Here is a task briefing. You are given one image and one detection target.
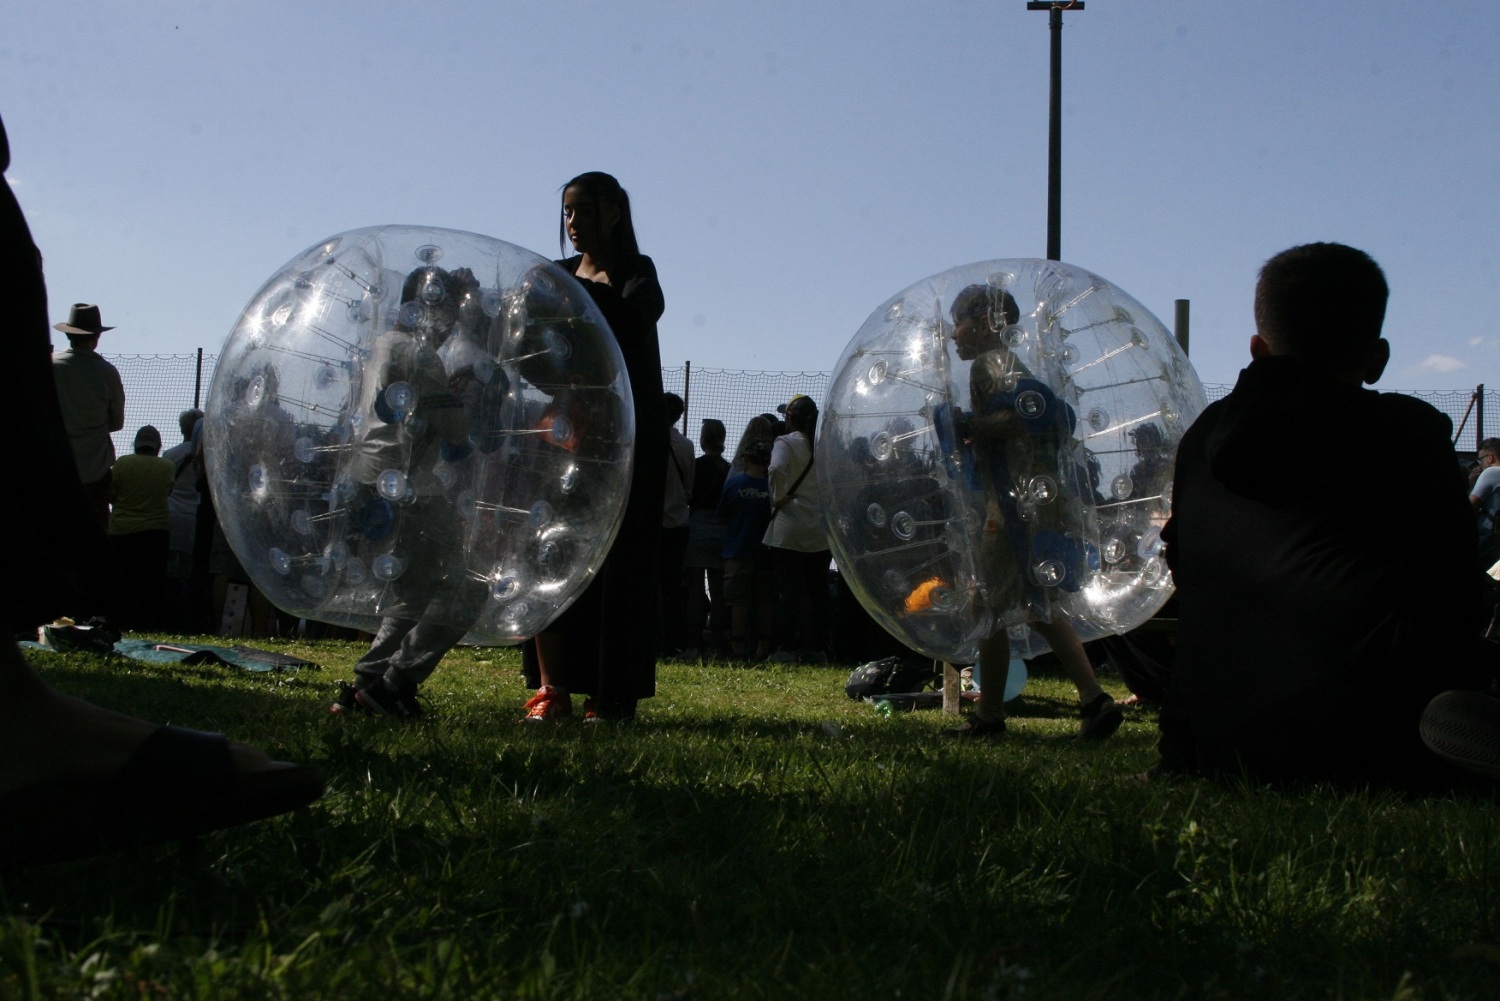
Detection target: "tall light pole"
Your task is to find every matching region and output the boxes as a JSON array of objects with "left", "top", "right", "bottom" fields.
[{"left": 1026, "top": 1, "right": 1084, "bottom": 261}]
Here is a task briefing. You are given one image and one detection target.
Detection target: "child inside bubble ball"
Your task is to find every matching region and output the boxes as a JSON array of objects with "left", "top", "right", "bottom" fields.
[
  {"left": 330, "top": 264, "right": 492, "bottom": 719},
  {"left": 944, "top": 283, "right": 1122, "bottom": 740}
]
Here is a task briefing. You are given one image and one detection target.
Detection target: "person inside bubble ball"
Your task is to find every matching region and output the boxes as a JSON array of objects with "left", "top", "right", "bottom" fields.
[
  {"left": 944, "top": 283, "right": 1123, "bottom": 740},
  {"left": 330, "top": 263, "right": 493, "bottom": 719},
  {"left": 520, "top": 171, "right": 666, "bottom": 723}
]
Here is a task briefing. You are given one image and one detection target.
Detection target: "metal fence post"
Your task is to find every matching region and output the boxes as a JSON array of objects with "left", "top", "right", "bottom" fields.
[
  {"left": 193, "top": 347, "right": 204, "bottom": 409},
  {"left": 1478, "top": 383, "right": 1485, "bottom": 450}
]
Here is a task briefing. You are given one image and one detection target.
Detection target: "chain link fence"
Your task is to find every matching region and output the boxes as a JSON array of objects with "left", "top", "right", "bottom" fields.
[{"left": 103, "top": 352, "right": 1495, "bottom": 459}]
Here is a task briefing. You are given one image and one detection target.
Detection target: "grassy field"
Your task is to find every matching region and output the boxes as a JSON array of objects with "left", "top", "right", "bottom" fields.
[{"left": 2, "top": 639, "right": 1498, "bottom": 1000}]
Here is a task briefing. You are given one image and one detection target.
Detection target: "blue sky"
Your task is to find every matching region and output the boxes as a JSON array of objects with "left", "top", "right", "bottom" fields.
[{"left": 5, "top": 1, "right": 1497, "bottom": 392}]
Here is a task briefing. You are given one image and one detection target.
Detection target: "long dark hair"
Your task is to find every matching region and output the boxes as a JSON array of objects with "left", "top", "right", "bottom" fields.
[{"left": 559, "top": 171, "right": 641, "bottom": 263}]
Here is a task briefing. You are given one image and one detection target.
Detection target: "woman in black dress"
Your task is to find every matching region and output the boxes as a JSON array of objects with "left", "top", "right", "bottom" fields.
[{"left": 521, "top": 172, "right": 666, "bottom": 721}]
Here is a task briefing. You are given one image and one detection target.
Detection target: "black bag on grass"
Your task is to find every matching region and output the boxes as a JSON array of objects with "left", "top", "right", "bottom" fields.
[{"left": 844, "top": 656, "right": 937, "bottom": 699}]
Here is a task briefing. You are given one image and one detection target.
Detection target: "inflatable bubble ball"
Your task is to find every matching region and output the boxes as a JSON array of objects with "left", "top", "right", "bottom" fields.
[
  {"left": 204, "top": 225, "right": 634, "bottom": 643},
  {"left": 818, "top": 259, "right": 1206, "bottom": 665}
]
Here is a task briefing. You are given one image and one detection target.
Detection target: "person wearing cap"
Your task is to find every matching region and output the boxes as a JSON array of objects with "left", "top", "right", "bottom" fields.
[
  {"left": 52, "top": 303, "right": 125, "bottom": 529},
  {"left": 762, "top": 394, "right": 832, "bottom": 663},
  {"left": 106, "top": 425, "right": 175, "bottom": 631}
]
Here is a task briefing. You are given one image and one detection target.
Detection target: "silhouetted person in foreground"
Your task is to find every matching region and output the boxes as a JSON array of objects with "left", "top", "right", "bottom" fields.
[
  {"left": 1157, "top": 242, "right": 1500, "bottom": 789},
  {"left": 0, "top": 110, "right": 322, "bottom": 867}
]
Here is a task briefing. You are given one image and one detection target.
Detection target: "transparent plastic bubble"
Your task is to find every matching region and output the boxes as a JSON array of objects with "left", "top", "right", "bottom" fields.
[
  {"left": 1015, "top": 390, "right": 1046, "bottom": 419},
  {"left": 1032, "top": 560, "right": 1066, "bottom": 587},
  {"left": 373, "top": 553, "right": 405, "bottom": 581},
  {"left": 457, "top": 489, "right": 478, "bottom": 518},
  {"left": 205, "top": 225, "right": 636, "bottom": 644},
  {"left": 1029, "top": 475, "right": 1057, "bottom": 504},
  {"left": 376, "top": 469, "right": 408, "bottom": 501},
  {"left": 1141, "top": 557, "right": 1166, "bottom": 586},
  {"left": 1138, "top": 525, "right": 1164, "bottom": 558},
  {"left": 384, "top": 382, "right": 414, "bottom": 414},
  {"left": 545, "top": 328, "right": 572, "bottom": 361},
  {"left": 928, "top": 585, "right": 958, "bottom": 612},
  {"left": 819, "top": 258, "right": 1205, "bottom": 663}
]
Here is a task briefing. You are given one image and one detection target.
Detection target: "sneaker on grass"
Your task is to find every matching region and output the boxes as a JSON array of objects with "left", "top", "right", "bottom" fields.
[
  {"left": 354, "top": 683, "right": 425, "bottom": 721},
  {"left": 1078, "top": 692, "right": 1123, "bottom": 740},
  {"left": 329, "top": 680, "right": 360, "bottom": 716},
  {"left": 1421, "top": 689, "right": 1500, "bottom": 778},
  {"left": 330, "top": 680, "right": 425, "bottom": 721}
]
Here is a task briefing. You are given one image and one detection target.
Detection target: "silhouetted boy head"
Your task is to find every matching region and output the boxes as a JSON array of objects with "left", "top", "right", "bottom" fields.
[{"left": 1251, "top": 242, "right": 1390, "bottom": 385}]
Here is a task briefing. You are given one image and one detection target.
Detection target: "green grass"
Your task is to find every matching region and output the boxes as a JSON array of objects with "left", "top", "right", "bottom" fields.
[{"left": 3, "top": 640, "right": 1499, "bottom": 1000}]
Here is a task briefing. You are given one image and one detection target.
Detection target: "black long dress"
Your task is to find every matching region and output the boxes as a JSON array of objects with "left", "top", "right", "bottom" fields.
[{"left": 521, "top": 254, "right": 666, "bottom": 705}]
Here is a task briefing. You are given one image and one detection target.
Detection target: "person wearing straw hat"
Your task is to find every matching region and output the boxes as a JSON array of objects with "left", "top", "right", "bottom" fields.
[{"left": 52, "top": 303, "right": 125, "bottom": 529}]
